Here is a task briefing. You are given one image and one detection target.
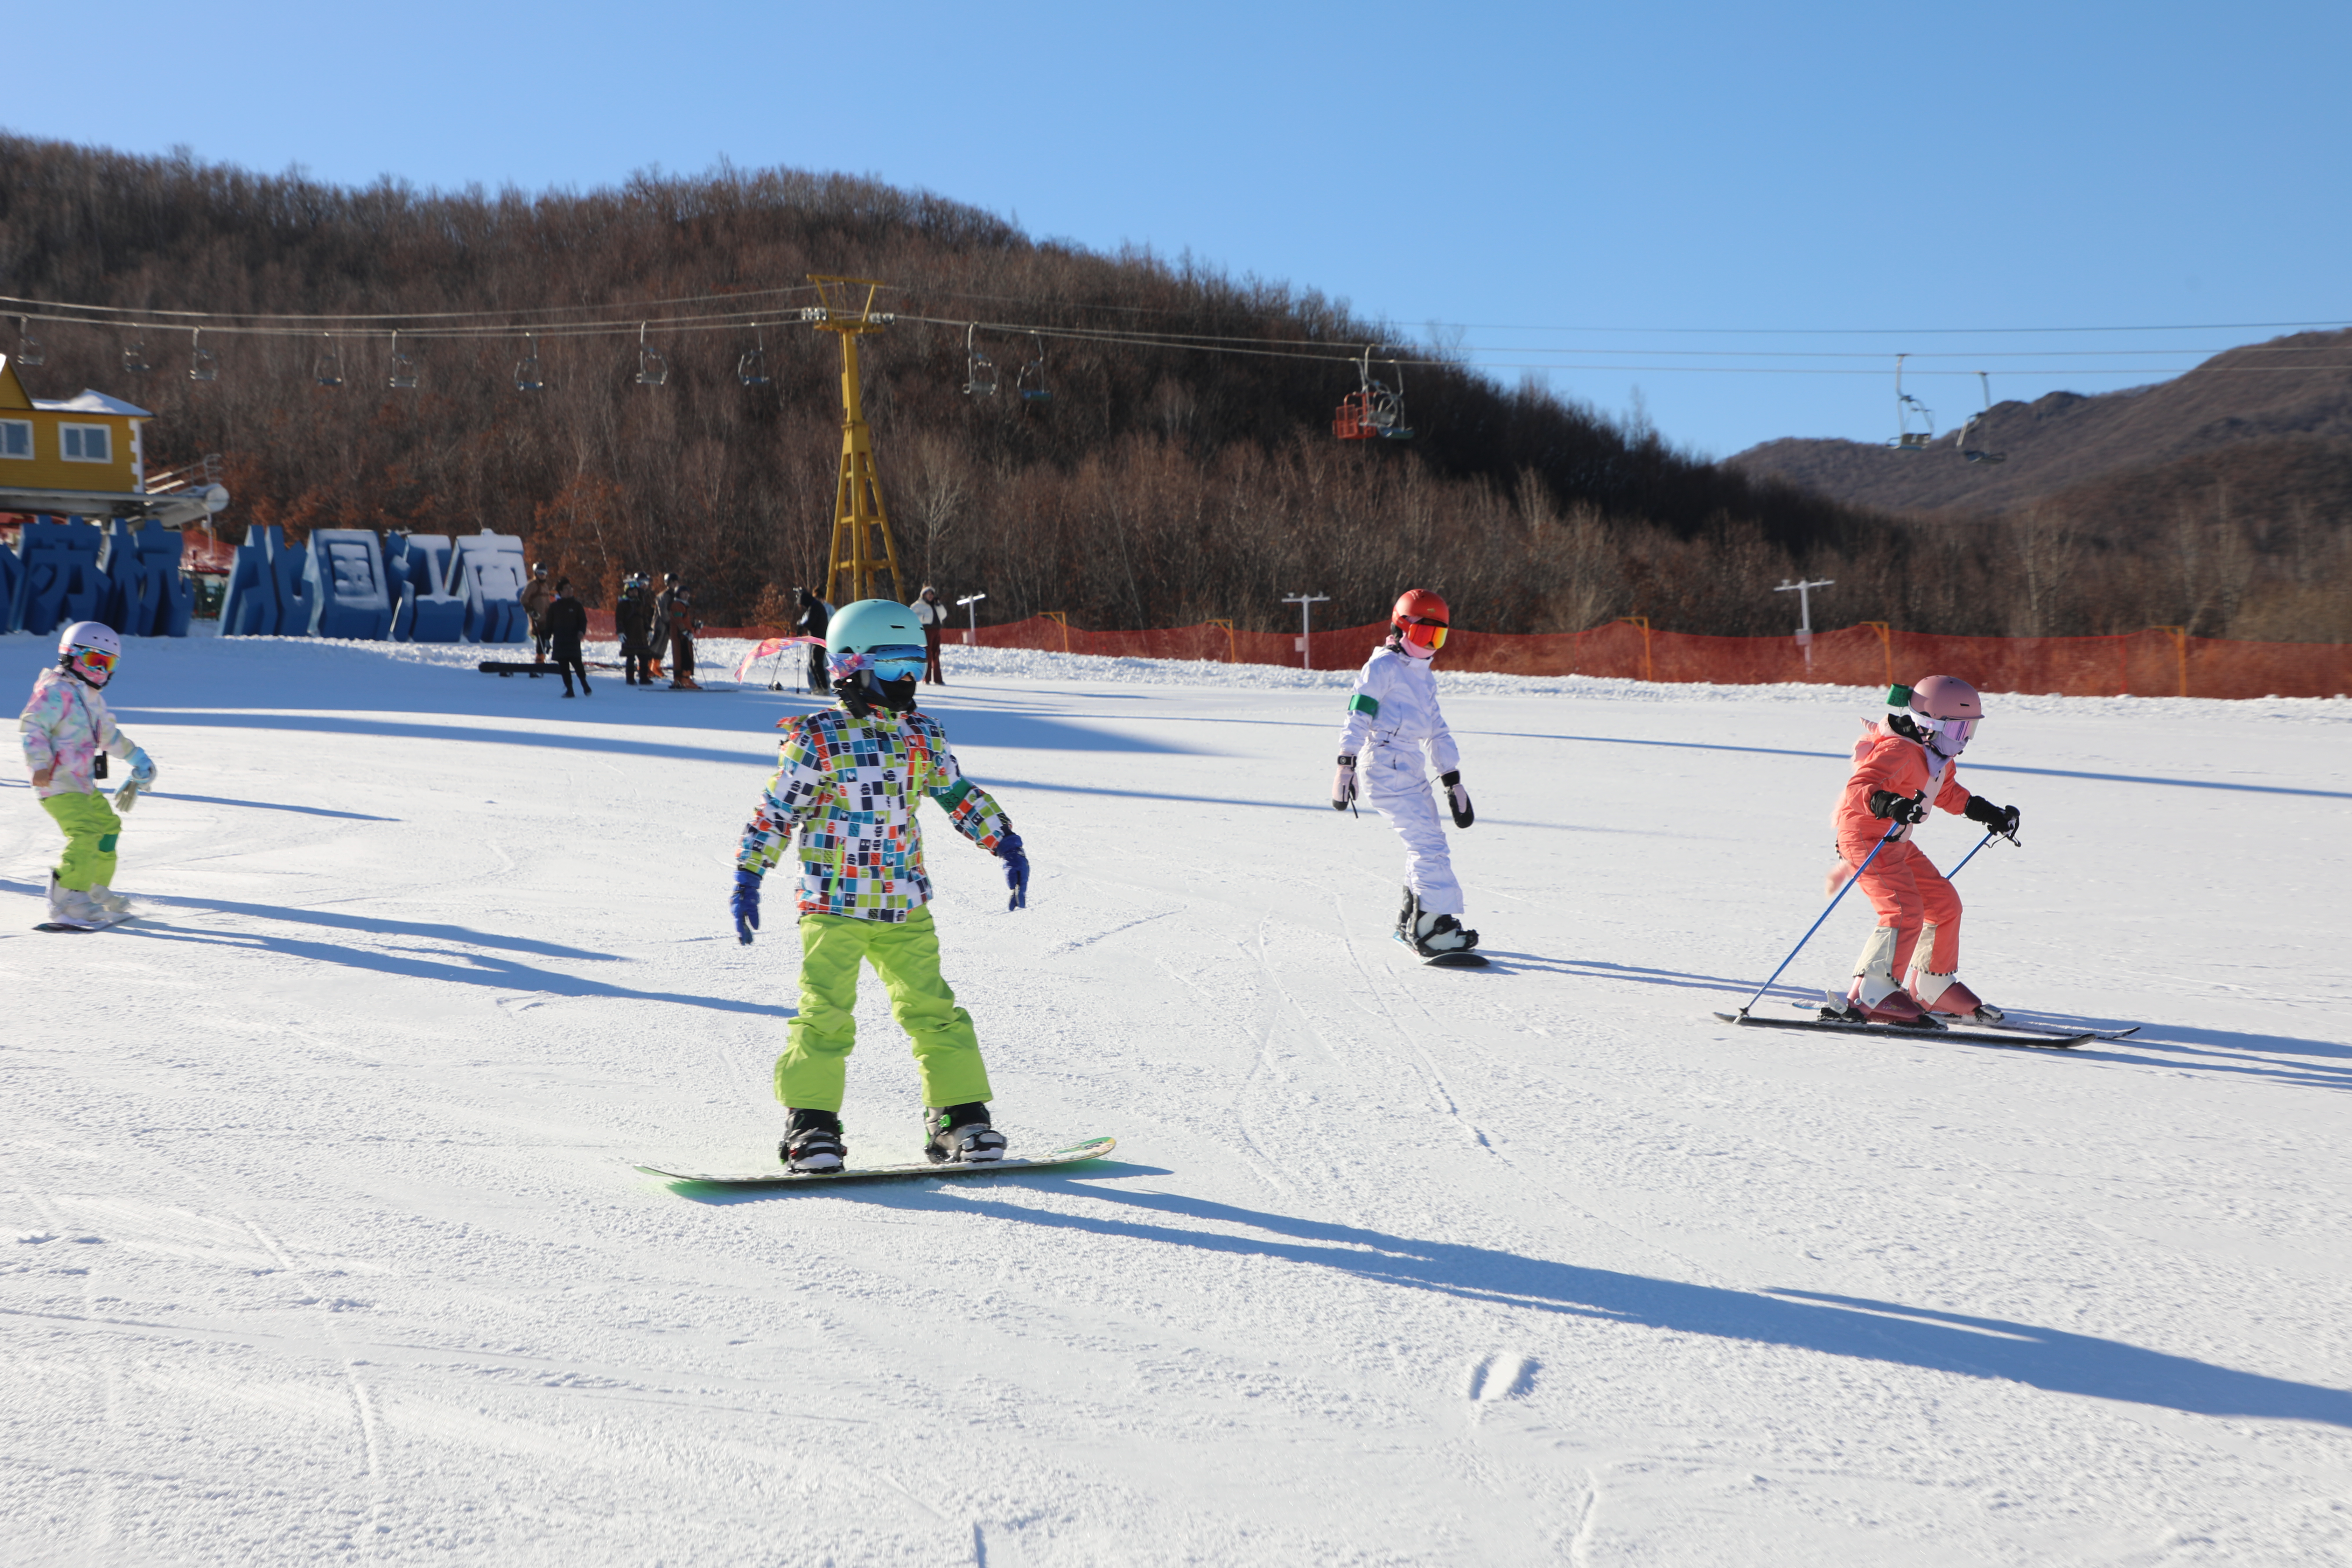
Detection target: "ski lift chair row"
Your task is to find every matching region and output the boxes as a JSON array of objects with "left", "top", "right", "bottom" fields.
[{"left": 1335, "top": 344, "right": 1413, "bottom": 441}]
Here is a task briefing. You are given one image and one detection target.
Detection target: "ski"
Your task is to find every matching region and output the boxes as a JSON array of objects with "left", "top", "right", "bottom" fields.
[
  {"left": 1783, "top": 1000, "right": 2135, "bottom": 1041},
  {"left": 1714, "top": 1010, "right": 2090, "bottom": 1049},
  {"left": 636, "top": 1135, "right": 1116, "bottom": 1189}
]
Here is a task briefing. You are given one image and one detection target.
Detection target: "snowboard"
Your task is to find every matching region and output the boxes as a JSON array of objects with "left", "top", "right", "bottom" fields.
[
  {"left": 1392, "top": 932, "right": 1489, "bottom": 967},
  {"left": 636, "top": 1135, "right": 1117, "bottom": 1189},
  {"left": 34, "top": 912, "right": 135, "bottom": 934}
]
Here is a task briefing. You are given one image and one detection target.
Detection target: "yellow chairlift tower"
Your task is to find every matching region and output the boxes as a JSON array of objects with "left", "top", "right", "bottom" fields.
[{"left": 805, "top": 275, "right": 905, "bottom": 607}]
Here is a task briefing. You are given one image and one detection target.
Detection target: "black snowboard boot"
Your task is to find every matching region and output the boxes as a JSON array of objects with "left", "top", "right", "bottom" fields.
[
  {"left": 924, "top": 1102, "right": 1007, "bottom": 1165},
  {"left": 779, "top": 1108, "right": 847, "bottom": 1174}
]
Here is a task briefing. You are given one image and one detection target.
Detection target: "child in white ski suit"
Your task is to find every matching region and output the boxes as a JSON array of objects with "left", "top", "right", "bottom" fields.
[
  {"left": 1331, "top": 589, "right": 1478, "bottom": 956},
  {"left": 20, "top": 621, "right": 155, "bottom": 926}
]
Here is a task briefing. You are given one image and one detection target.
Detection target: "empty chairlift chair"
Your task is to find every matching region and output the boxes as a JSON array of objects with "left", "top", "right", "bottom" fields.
[
  {"left": 635, "top": 322, "right": 668, "bottom": 387},
  {"left": 187, "top": 329, "right": 218, "bottom": 383},
  {"left": 514, "top": 334, "right": 546, "bottom": 393},
  {"left": 1887, "top": 353, "right": 1933, "bottom": 451},
  {"left": 963, "top": 323, "right": 998, "bottom": 397},
  {"left": 1018, "top": 331, "right": 1052, "bottom": 406},
  {"left": 387, "top": 330, "right": 420, "bottom": 390}
]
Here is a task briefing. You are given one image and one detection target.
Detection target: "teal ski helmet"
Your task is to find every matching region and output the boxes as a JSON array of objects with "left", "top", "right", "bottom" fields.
[{"left": 825, "top": 597, "right": 928, "bottom": 712}]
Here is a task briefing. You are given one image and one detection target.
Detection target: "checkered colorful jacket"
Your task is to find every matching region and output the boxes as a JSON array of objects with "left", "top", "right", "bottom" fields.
[{"left": 737, "top": 707, "right": 1012, "bottom": 921}]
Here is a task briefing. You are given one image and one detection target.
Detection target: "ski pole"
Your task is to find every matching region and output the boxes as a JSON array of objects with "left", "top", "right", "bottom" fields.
[
  {"left": 1735, "top": 824, "right": 1901, "bottom": 1018},
  {"left": 1946, "top": 822, "right": 2022, "bottom": 881}
]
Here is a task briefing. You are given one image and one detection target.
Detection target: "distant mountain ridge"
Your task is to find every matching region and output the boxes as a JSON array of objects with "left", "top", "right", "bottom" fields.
[{"left": 1727, "top": 328, "right": 2352, "bottom": 520}]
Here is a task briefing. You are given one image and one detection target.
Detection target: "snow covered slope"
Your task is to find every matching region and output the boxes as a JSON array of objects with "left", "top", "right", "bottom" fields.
[{"left": 4, "top": 631, "right": 2348, "bottom": 1566}]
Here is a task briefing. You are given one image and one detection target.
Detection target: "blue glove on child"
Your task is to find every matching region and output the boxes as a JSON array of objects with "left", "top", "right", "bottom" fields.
[
  {"left": 995, "top": 830, "right": 1029, "bottom": 911},
  {"left": 731, "top": 868, "right": 762, "bottom": 945},
  {"left": 128, "top": 748, "right": 156, "bottom": 786}
]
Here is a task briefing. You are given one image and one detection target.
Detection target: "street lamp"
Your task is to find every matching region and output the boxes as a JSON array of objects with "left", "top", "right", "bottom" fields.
[
  {"left": 1282, "top": 593, "right": 1330, "bottom": 670},
  {"left": 1774, "top": 578, "right": 1834, "bottom": 672},
  {"left": 955, "top": 592, "right": 987, "bottom": 646}
]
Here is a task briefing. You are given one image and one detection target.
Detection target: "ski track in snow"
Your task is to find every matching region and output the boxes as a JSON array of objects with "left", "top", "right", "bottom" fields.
[{"left": 2, "top": 629, "right": 2349, "bottom": 1565}]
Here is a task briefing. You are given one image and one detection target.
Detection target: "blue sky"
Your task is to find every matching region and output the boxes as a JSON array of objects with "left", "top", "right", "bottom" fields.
[{"left": 8, "top": 0, "right": 2346, "bottom": 458}]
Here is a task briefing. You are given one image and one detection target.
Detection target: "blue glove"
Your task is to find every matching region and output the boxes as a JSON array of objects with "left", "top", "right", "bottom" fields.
[
  {"left": 128, "top": 748, "right": 156, "bottom": 787},
  {"left": 731, "top": 868, "right": 762, "bottom": 945},
  {"left": 995, "top": 830, "right": 1029, "bottom": 911}
]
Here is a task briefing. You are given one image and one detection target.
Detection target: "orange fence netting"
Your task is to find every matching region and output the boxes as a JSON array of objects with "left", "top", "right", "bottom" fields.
[{"left": 957, "top": 616, "right": 2352, "bottom": 700}]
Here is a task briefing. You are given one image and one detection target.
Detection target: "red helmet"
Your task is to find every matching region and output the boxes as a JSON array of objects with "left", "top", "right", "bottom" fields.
[{"left": 1392, "top": 589, "right": 1448, "bottom": 628}]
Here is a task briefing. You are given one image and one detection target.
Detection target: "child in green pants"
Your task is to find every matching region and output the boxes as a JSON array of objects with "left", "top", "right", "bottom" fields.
[
  {"left": 728, "top": 599, "right": 1031, "bottom": 1172},
  {"left": 19, "top": 622, "right": 157, "bottom": 929}
]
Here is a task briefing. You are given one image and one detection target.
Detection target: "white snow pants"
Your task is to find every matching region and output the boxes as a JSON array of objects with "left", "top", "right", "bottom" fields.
[{"left": 1366, "top": 751, "right": 1463, "bottom": 916}]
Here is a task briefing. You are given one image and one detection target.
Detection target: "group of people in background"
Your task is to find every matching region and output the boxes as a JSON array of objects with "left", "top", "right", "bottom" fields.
[
  {"left": 517, "top": 571, "right": 953, "bottom": 700},
  {"left": 523, "top": 566, "right": 702, "bottom": 694}
]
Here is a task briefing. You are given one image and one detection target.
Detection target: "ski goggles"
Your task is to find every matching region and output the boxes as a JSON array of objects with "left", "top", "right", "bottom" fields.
[
  {"left": 1397, "top": 617, "right": 1448, "bottom": 652},
  {"left": 1913, "top": 713, "right": 1975, "bottom": 752},
  {"left": 67, "top": 649, "right": 117, "bottom": 680},
  {"left": 830, "top": 643, "right": 927, "bottom": 682}
]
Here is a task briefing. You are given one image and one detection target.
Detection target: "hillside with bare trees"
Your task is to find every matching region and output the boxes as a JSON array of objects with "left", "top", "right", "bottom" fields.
[{"left": 2, "top": 133, "right": 2343, "bottom": 640}]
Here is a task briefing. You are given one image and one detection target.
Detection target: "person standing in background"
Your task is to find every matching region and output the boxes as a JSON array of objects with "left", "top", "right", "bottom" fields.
[
  {"left": 546, "top": 579, "right": 592, "bottom": 698},
  {"left": 616, "top": 573, "right": 655, "bottom": 687},
  {"left": 796, "top": 587, "right": 832, "bottom": 695},
  {"left": 911, "top": 584, "right": 949, "bottom": 685},
  {"left": 661, "top": 575, "right": 700, "bottom": 691},
  {"left": 522, "top": 564, "right": 555, "bottom": 663}
]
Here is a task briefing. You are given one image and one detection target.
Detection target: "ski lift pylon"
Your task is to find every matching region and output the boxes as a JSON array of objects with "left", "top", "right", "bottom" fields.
[
  {"left": 187, "top": 328, "right": 218, "bottom": 383},
  {"left": 963, "top": 324, "right": 998, "bottom": 397},
  {"left": 14, "top": 318, "right": 45, "bottom": 368},
  {"left": 736, "top": 325, "right": 771, "bottom": 387},
  {"left": 1017, "top": 331, "right": 1052, "bottom": 406},
  {"left": 635, "top": 322, "right": 668, "bottom": 387},
  {"left": 1958, "top": 370, "right": 2006, "bottom": 463},
  {"left": 1887, "top": 353, "right": 1932, "bottom": 450},
  {"left": 387, "top": 329, "right": 419, "bottom": 389},
  {"left": 514, "top": 334, "right": 546, "bottom": 393},
  {"left": 1334, "top": 344, "right": 1412, "bottom": 441}
]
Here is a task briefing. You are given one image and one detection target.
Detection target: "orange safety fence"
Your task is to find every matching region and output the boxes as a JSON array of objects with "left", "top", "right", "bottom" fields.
[{"left": 957, "top": 616, "right": 2352, "bottom": 700}]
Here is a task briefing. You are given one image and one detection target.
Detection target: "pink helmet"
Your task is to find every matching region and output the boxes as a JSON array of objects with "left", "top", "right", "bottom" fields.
[{"left": 1899, "top": 674, "right": 1982, "bottom": 758}]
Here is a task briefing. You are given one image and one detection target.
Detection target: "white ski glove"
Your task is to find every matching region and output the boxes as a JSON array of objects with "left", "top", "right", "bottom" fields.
[{"left": 1331, "top": 755, "right": 1357, "bottom": 812}]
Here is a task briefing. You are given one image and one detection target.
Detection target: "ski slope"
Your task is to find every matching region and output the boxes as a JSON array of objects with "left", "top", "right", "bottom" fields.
[{"left": 4, "top": 629, "right": 2348, "bottom": 1566}]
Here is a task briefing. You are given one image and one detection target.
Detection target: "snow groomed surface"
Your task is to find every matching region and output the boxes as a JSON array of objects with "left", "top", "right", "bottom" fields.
[{"left": 3, "top": 628, "right": 2348, "bottom": 1564}]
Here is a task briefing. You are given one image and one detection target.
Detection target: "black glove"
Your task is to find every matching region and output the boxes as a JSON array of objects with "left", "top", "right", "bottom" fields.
[
  {"left": 1867, "top": 788, "right": 1928, "bottom": 826},
  {"left": 1440, "top": 769, "right": 1474, "bottom": 828},
  {"left": 1964, "top": 795, "right": 2021, "bottom": 837}
]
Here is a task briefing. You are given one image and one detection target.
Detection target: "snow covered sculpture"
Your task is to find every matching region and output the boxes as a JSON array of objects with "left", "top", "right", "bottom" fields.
[
  {"left": 450, "top": 529, "right": 529, "bottom": 644},
  {"left": 218, "top": 526, "right": 277, "bottom": 635},
  {"left": 100, "top": 519, "right": 193, "bottom": 638},
  {"left": 305, "top": 529, "right": 397, "bottom": 640},
  {"left": 387, "top": 533, "right": 466, "bottom": 643},
  {"left": 12, "top": 517, "right": 107, "bottom": 637},
  {"left": 0, "top": 527, "right": 20, "bottom": 632}
]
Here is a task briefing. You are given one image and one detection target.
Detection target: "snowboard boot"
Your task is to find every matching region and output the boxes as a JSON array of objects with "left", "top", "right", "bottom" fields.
[
  {"left": 85, "top": 883, "right": 132, "bottom": 915},
  {"left": 778, "top": 1108, "right": 847, "bottom": 1174},
  {"left": 47, "top": 874, "right": 109, "bottom": 926},
  {"left": 1844, "top": 926, "right": 1932, "bottom": 1026},
  {"left": 1908, "top": 965, "right": 2004, "bottom": 1025},
  {"left": 1399, "top": 888, "right": 1478, "bottom": 957},
  {"left": 924, "top": 1102, "right": 1007, "bottom": 1165}
]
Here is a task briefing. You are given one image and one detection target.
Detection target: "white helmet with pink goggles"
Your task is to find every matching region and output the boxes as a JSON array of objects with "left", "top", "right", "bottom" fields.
[
  {"left": 1891, "top": 674, "right": 1982, "bottom": 758},
  {"left": 57, "top": 620, "right": 122, "bottom": 688}
]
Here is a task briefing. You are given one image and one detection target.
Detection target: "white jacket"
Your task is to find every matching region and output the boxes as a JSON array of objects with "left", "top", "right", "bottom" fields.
[{"left": 1336, "top": 645, "right": 1461, "bottom": 782}]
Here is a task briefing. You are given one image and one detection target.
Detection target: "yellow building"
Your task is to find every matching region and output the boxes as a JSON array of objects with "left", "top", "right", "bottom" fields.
[{"left": 0, "top": 353, "right": 224, "bottom": 525}]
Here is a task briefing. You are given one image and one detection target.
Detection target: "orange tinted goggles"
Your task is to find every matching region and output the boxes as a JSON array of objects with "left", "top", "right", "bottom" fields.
[{"left": 1399, "top": 618, "right": 1448, "bottom": 651}]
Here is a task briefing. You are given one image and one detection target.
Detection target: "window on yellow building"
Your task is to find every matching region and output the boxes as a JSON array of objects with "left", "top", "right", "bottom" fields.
[
  {"left": 61, "top": 424, "right": 113, "bottom": 462},
  {"left": 0, "top": 419, "right": 31, "bottom": 459}
]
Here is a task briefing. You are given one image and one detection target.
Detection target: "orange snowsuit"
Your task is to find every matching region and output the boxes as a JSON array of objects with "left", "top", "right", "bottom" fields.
[{"left": 1834, "top": 720, "right": 1973, "bottom": 978}]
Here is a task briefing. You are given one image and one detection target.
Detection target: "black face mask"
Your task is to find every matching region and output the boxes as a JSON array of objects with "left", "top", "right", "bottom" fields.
[{"left": 834, "top": 671, "right": 919, "bottom": 718}]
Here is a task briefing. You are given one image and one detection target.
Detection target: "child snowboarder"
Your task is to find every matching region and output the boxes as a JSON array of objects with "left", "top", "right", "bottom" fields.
[
  {"left": 728, "top": 598, "right": 1031, "bottom": 1172},
  {"left": 19, "top": 622, "right": 157, "bottom": 928},
  {"left": 1824, "top": 675, "right": 2022, "bottom": 1025},
  {"left": 1331, "top": 588, "right": 1480, "bottom": 958}
]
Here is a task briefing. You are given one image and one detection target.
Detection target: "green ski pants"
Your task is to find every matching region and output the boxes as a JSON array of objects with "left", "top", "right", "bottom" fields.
[
  {"left": 778, "top": 907, "right": 994, "bottom": 1113},
  {"left": 41, "top": 792, "right": 122, "bottom": 891}
]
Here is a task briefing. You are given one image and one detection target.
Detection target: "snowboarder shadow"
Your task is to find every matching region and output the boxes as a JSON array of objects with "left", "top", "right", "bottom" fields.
[{"left": 876, "top": 1185, "right": 2352, "bottom": 1430}]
